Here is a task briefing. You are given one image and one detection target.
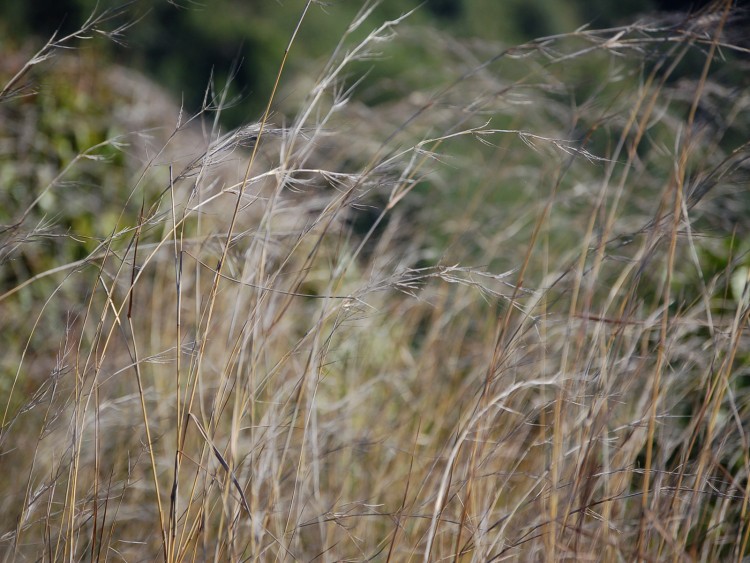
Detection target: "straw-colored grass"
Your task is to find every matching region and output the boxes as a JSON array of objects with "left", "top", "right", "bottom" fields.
[{"left": 1, "top": 1, "right": 749, "bottom": 560}]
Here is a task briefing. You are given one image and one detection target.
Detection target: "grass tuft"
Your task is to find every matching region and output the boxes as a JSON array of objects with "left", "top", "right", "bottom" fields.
[{"left": 1, "top": 1, "right": 749, "bottom": 560}]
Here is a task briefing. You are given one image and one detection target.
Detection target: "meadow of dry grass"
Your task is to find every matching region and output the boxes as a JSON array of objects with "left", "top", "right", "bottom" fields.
[{"left": 1, "top": 1, "right": 750, "bottom": 561}]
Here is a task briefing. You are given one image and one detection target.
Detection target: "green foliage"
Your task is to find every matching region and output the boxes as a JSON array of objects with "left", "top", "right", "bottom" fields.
[{"left": 0, "top": 0, "right": 677, "bottom": 128}]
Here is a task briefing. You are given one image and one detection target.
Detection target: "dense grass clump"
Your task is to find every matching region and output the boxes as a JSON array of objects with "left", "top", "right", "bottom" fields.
[{"left": 1, "top": 1, "right": 749, "bottom": 560}]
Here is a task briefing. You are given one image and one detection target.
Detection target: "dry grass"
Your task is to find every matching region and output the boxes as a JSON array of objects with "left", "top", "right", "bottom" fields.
[{"left": 1, "top": 1, "right": 750, "bottom": 561}]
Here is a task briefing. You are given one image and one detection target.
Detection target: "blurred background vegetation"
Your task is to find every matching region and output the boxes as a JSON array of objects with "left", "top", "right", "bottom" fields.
[
  {"left": 0, "top": 0, "right": 719, "bottom": 127},
  {"left": 1, "top": 0, "right": 745, "bottom": 350}
]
